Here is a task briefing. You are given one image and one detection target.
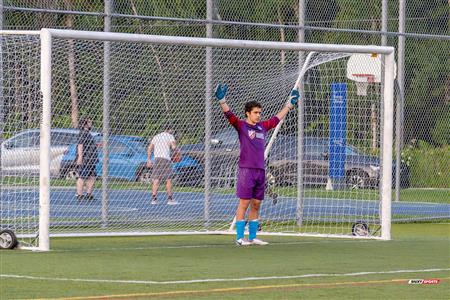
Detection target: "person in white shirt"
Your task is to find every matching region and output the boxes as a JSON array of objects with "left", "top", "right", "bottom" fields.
[{"left": 147, "top": 127, "right": 178, "bottom": 205}]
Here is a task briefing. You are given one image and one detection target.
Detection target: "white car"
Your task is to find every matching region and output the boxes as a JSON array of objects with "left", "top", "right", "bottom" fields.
[{"left": 1, "top": 128, "right": 99, "bottom": 177}]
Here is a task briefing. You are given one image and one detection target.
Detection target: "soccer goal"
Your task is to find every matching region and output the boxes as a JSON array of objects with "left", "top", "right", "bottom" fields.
[{"left": 0, "top": 29, "right": 395, "bottom": 251}]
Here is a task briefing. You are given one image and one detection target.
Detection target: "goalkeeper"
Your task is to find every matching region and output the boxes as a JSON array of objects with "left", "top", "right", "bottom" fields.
[{"left": 215, "top": 83, "right": 299, "bottom": 246}]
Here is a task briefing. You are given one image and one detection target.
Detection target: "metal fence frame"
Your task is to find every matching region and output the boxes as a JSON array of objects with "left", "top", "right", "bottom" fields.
[{"left": 1, "top": 1, "right": 448, "bottom": 205}]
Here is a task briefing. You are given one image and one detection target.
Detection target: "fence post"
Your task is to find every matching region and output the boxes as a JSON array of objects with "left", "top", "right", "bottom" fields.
[
  {"left": 204, "top": 0, "right": 214, "bottom": 229},
  {"left": 395, "top": 0, "right": 406, "bottom": 202},
  {"left": 102, "top": 0, "right": 112, "bottom": 227},
  {"left": 296, "top": 0, "right": 306, "bottom": 226}
]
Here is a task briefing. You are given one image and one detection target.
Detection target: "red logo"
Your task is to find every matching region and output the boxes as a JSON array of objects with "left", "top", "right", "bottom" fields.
[{"left": 423, "top": 279, "right": 440, "bottom": 284}]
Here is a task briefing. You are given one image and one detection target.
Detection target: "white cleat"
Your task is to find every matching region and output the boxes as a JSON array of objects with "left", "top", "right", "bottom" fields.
[
  {"left": 235, "top": 238, "right": 252, "bottom": 246},
  {"left": 167, "top": 200, "right": 179, "bottom": 205},
  {"left": 249, "top": 238, "right": 269, "bottom": 246}
]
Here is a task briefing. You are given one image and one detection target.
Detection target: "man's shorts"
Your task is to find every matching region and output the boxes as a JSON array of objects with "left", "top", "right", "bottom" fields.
[
  {"left": 152, "top": 158, "right": 173, "bottom": 181},
  {"left": 77, "top": 164, "right": 97, "bottom": 179},
  {"left": 236, "top": 167, "right": 265, "bottom": 200}
]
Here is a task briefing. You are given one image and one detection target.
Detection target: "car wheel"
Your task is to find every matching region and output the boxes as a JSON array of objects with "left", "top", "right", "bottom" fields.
[
  {"left": 65, "top": 167, "right": 79, "bottom": 181},
  {"left": 352, "top": 221, "right": 370, "bottom": 236},
  {"left": 346, "top": 170, "right": 368, "bottom": 190},
  {"left": 137, "top": 167, "right": 152, "bottom": 183},
  {"left": 0, "top": 229, "right": 18, "bottom": 249}
]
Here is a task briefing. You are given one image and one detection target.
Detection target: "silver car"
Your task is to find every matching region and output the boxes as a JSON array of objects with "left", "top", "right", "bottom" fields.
[{"left": 0, "top": 128, "right": 98, "bottom": 177}]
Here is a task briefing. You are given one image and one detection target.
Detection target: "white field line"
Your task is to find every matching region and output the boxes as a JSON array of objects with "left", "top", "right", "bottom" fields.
[
  {"left": 14, "top": 240, "right": 371, "bottom": 253},
  {"left": 2, "top": 268, "right": 449, "bottom": 285},
  {"left": 14, "top": 237, "right": 447, "bottom": 254},
  {"left": 405, "top": 188, "right": 450, "bottom": 191}
]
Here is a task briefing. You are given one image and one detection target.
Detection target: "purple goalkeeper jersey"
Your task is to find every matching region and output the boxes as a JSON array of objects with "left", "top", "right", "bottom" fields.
[{"left": 224, "top": 110, "right": 280, "bottom": 170}]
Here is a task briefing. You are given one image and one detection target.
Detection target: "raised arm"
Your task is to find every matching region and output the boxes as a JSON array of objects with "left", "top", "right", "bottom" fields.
[
  {"left": 275, "top": 105, "right": 291, "bottom": 122},
  {"left": 215, "top": 83, "right": 240, "bottom": 129},
  {"left": 215, "top": 83, "right": 230, "bottom": 113},
  {"left": 276, "top": 88, "right": 300, "bottom": 121},
  {"left": 219, "top": 101, "right": 230, "bottom": 113}
]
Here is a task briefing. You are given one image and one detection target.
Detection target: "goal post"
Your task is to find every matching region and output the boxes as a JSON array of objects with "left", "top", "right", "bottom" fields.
[
  {"left": 1, "top": 29, "right": 396, "bottom": 251},
  {"left": 381, "top": 52, "right": 395, "bottom": 241},
  {"left": 39, "top": 29, "right": 52, "bottom": 252}
]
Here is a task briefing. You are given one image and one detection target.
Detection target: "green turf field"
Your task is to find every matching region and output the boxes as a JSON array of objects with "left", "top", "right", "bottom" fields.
[{"left": 1, "top": 223, "right": 449, "bottom": 299}]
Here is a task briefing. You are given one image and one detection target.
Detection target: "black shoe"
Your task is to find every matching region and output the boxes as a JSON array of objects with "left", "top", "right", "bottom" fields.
[
  {"left": 151, "top": 195, "right": 157, "bottom": 205},
  {"left": 85, "top": 193, "right": 95, "bottom": 201},
  {"left": 76, "top": 194, "right": 83, "bottom": 201}
]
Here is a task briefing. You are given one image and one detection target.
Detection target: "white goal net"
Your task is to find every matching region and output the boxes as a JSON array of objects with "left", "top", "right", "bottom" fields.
[{"left": 0, "top": 30, "right": 397, "bottom": 250}]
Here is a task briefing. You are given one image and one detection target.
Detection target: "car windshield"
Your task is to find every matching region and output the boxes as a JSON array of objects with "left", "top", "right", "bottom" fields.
[
  {"left": 51, "top": 131, "right": 79, "bottom": 146},
  {"left": 94, "top": 137, "right": 147, "bottom": 153},
  {"left": 211, "top": 129, "right": 238, "bottom": 145},
  {"left": 125, "top": 140, "right": 147, "bottom": 152}
]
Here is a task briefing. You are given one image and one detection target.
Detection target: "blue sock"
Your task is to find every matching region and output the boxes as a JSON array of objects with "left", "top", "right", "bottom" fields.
[
  {"left": 248, "top": 220, "right": 259, "bottom": 241},
  {"left": 236, "top": 220, "right": 246, "bottom": 240}
]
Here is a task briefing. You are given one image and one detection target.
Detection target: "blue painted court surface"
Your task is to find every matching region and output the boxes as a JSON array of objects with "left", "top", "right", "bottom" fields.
[{"left": 1, "top": 188, "right": 449, "bottom": 224}]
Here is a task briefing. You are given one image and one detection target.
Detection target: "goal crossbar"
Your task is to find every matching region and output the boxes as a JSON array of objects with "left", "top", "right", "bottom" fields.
[{"left": 45, "top": 28, "right": 395, "bottom": 54}]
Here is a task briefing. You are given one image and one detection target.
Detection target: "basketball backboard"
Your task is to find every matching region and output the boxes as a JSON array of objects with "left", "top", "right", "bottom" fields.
[{"left": 346, "top": 53, "right": 397, "bottom": 96}]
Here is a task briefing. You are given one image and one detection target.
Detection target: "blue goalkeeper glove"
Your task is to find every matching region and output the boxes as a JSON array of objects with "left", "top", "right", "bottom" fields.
[
  {"left": 288, "top": 88, "right": 300, "bottom": 108},
  {"left": 215, "top": 83, "right": 228, "bottom": 103}
]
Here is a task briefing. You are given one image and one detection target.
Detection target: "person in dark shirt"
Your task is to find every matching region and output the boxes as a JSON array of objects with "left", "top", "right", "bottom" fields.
[
  {"left": 76, "top": 118, "right": 98, "bottom": 201},
  {"left": 215, "top": 83, "right": 299, "bottom": 246}
]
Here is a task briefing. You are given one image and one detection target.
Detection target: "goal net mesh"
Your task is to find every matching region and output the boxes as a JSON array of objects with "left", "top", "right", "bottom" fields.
[
  {"left": 0, "top": 34, "right": 41, "bottom": 248},
  {"left": 0, "top": 33, "right": 402, "bottom": 248}
]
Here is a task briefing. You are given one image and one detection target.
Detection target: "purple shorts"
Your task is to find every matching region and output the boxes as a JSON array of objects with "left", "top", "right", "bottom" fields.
[{"left": 236, "top": 167, "right": 265, "bottom": 200}]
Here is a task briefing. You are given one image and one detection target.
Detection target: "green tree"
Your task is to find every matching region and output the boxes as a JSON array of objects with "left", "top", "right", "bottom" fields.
[{"left": 402, "top": 0, "right": 449, "bottom": 145}]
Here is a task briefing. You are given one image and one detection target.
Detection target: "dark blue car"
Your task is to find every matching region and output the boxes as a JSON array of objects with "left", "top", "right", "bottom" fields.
[
  {"left": 181, "top": 129, "right": 409, "bottom": 189},
  {"left": 60, "top": 134, "right": 203, "bottom": 186}
]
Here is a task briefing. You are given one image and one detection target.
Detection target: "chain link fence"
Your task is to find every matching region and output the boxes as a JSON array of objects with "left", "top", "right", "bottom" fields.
[{"left": 1, "top": 0, "right": 449, "bottom": 207}]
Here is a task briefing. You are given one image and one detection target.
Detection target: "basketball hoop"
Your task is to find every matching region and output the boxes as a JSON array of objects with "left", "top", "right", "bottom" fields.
[{"left": 352, "top": 74, "right": 375, "bottom": 96}]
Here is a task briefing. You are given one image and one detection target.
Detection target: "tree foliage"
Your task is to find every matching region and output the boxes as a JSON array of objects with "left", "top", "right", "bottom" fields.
[{"left": 2, "top": 0, "right": 448, "bottom": 146}]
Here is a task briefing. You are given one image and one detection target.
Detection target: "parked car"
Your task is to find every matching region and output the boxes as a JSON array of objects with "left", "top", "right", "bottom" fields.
[
  {"left": 179, "top": 130, "right": 240, "bottom": 187},
  {"left": 60, "top": 134, "right": 203, "bottom": 186},
  {"left": 270, "top": 135, "right": 410, "bottom": 189},
  {"left": 0, "top": 128, "right": 99, "bottom": 177},
  {"left": 269, "top": 136, "right": 377, "bottom": 188},
  {"left": 181, "top": 128, "right": 410, "bottom": 189}
]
